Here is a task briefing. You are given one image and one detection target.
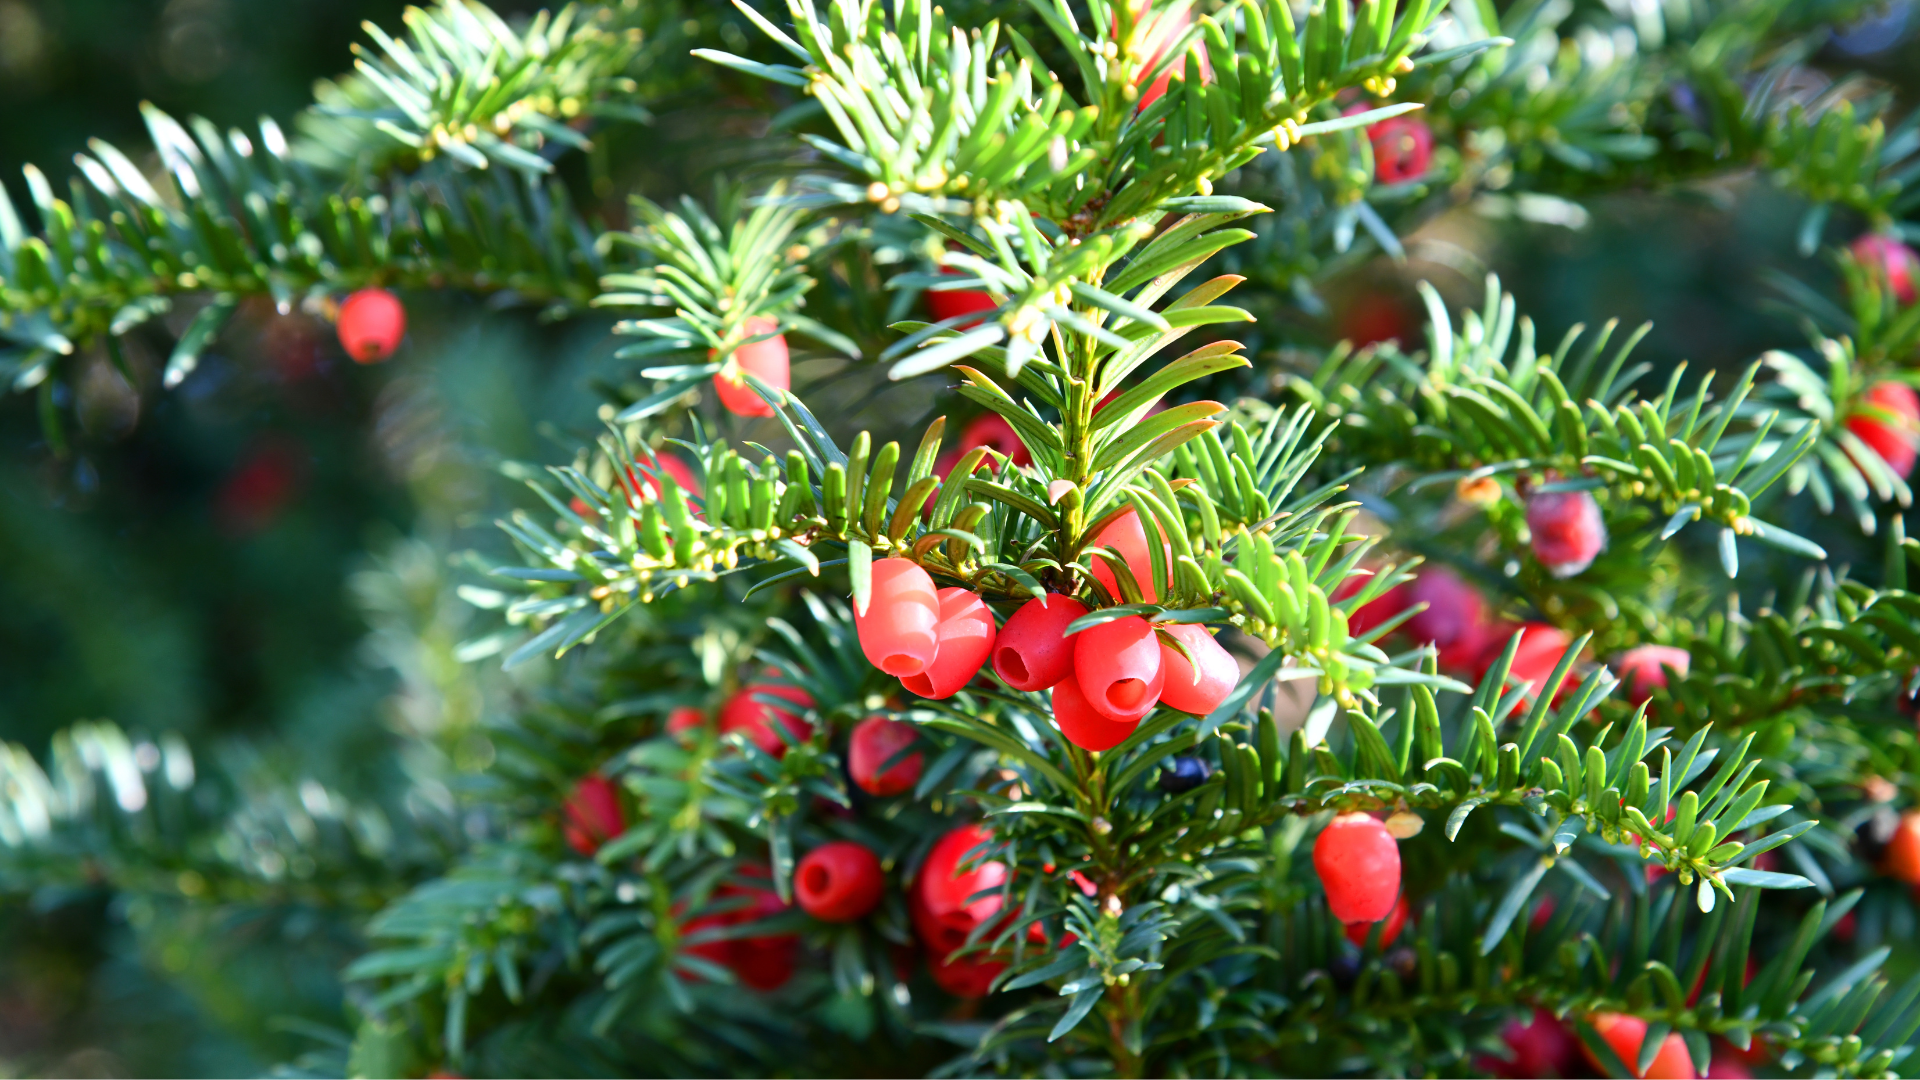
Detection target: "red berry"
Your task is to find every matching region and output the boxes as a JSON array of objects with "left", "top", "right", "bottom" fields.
[
  {"left": 795, "top": 841, "right": 886, "bottom": 922},
  {"left": 1479, "top": 1009, "right": 1578, "bottom": 1079},
  {"left": 1706, "top": 1051, "right": 1753, "bottom": 1080},
  {"left": 913, "top": 824, "right": 1009, "bottom": 946},
  {"left": 719, "top": 677, "right": 814, "bottom": 758},
  {"left": 1072, "top": 615, "right": 1166, "bottom": 723},
  {"left": 665, "top": 706, "right": 707, "bottom": 740},
  {"left": 1486, "top": 623, "right": 1581, "bottom": 705},
  {"left": 848, "top": 716, "right": 923, "bottom": 796},
  {"left": 854, "top": 559, "right": 942, "bottom": 677},
  {"left": 711, "top": 316, "right": 789, "bottom": 417},
  {"left": 1526, "top": 489, "right": 1606, "bottom": 577},
  {"left": 901, "top": 587, "right": 997, "bottom": 699},
  {"left": 1052, "top": 670, "right": 1141, "bottom": 751},
  {"left": 1087, "top": 508, "right": 1170, "bottom": 603},
  {"left": 1342, "top": 891, "right": 1409, "bottom": 948},
  {"left": 1333, "top": 569, "right": 1410, "bottom": 639},
  {"left": 217, "top": 441, "right": 304, "bottom": 534},
  {"left": 1887, "top": 812, "right": 1920, "bottom": 884},
  {"left": 1404, "top": 567, "right": 1492, "bottom": 670},
  {"left": 993, "top": 594, "right": 1089, "bottom": 692},
  {"left": 1124, "top": 2, "right": 1210, "bottom": 111},
  {"left": 933, "top": 412, "right": 1031, "bottom": 479},
  {"left": 925, "top": 270, "right": 999, "bottom": 327},
  {"left": 1313, "top": 813, "right": 1401, "bottom": 923},
  {"left": 1617, "top": 645, "right": 1689, "bottom": 704},
  {"left": 1852, "top": 233, "right": 1919, "bottom": 304},
  {"left": 1367, "top": 115, "right": 1434, "bottom": 184},
  {"left": 1588, "top": 1012, "right": 1696, "bottom": 1080},
  {"left": 1847, "top": 381, "right": 1920, "bottom": 478},
  {"left": 563, "top": 774, "right": 625, "bottom": 857},
  {"left": 677, "top": 908, "right": 736, "bottom": 973},
  {"left": 727, "top": 880, "right": 799, "bottom": 991},
  {"left": 928, "top": 950, "right": 1005, "bottom": 997},
  {"left": 1155, "top": 624, "right": 1239, "bottom": 715},
  {"left": 337, "top": 288, "right": 405, "bottom": 363},
  {"left": 627, "top": 453, "right": 703, "bottom": 503},
  {"left": 1337, "top": 292, "right": 1416, "bottom": 349}
]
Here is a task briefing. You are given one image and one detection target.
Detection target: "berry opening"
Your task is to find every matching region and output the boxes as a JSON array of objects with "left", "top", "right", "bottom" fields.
[
  {"left": 1107, "top": 678, "right": 1148, "bottom": 711},
  {"left": 880, "top": 653, "right": 927, "bottom": 677},
  {"left": 802, "top": 864, "right": 831, "bottom": 897},
  {"left": 996, "top": 648, "right": 1028, "bottom": 682}
]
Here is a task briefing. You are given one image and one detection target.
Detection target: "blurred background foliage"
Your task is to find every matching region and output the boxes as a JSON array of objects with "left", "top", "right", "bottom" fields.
[{"left": 0, "top": 0, "right": 1918, "bottom": 1074}]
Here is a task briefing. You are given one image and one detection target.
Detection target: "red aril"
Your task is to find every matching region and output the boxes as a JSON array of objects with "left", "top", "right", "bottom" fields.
[
  {"left": 795, "top": 841, "right": 886, "bottom": 922},
  {"left": 848, "top": 716, "right": 923, "bottom": 796},
  {"left": 665, "top": 706, "right": 707, "bottom": 740},
  {"left": 901, "top": 588, "right": 997, "bottom": 699},
  {"left": 1313, "top": 813, "right": 1400, "bottom": 923},
  {"left": 854, "top": 559, "right": 942, "bottom": 677},
  {"left": 1887, "top": 811, "right": 1920, "bottom": 884},
  {"left": 1527, "top": 489, "right": 1606, "bottom": 577},
  {"left": 992, "top": 594, "right": 1088, "bottom": 692},
  {"left": 1485, "top": 623, "right": 1581, "bottom": 705},
  {"left": 711, "top": 315, "right": 789, "bottom": 417},
  {"left": 1404, "top": 567, "right": 1492, "bottom": 670},
  {"left": 1847, "top": 381, "right": 1920, "bottom": 478},
  {"left": 1155, "top": 624, "right": 1238, "bottom": 715},
  {"left": 932, "top": 412, "right": 1031, "bottom": 479},
  {"left": 1588, "top": 1012, "right": 1696, "bottom": 1080},
  {"left": 925, "top": 270, "right": 999, "bottom": 327},
  {"left": 627, "top": 453, "right": 702, "bottom": 503},
  {"left": 1087, "top": 508, "right": 1170, "bottom": 603},
  {"left": 1342, "top": 891, "right": 1409, "bottom": 948},
  {"left": 1853, "top": 234, "right": 1919, "bottom": 304},
  {"left": 1617, "top": 645, "right": 1689, "bottom": 704},
  {"left": 563, "top": 774, "right": 625, "bottom": 857},
  {"left": 1052, "top": 671, "right": 1141, "bottom": 751},
  {"left": 1122, "top": 1, "right": 1210, "bottom": 111},
  {"left": 1333, "top": 568, "right": 1410, "bottom": 639},
  {"left": 1072, "top": 615, "right": 1166, "bottom": 723},
  {"left": 1368, "top": 115, "right": 1434, "bottom": 183},
  {"left": 726, "top": 876, "right": 799, "bottom": 991},
  {"left": 337, "top": 287, "right": 405, "bottom": 363},
  {"left": 914, "top": 824, "right": 1008, "bottom": 938},
  {"left": 719, "top": 677, "right": 814, "bottom": 757},
  {"left": 1479, "top": 1009, "right": 1578, "bottom": 1079},
  {"left": 928, "top": 948, "right": 1005, "bottom": 998}
]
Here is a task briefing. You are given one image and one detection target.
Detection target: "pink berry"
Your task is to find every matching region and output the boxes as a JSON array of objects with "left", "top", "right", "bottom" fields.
[
  {"left": 848, "top": 716, "right": 923, "bottom": 796},
  {"left": 1368, "top": 116, "right": 1434, "bottom": 183},
  {"left": 1342, "top": 891, "right": 1409, "bottom": 948},
  {"left": 1313, "top": 813, "right": 1400, "bottom": 923},
  {"left": 1852, "top": 234, "right": 1919, "bottom": 304},
  {"left": 993, "top": 594, "right": 1089, "bottom": 692},
  {"left": 1526, "top": 489, "right": 1605, "bottom": 577},
  {"left": 1087, "top": 508, "right": 1171, "bottom": 603},
  {"left": 563, "top": 774, "right": 624, "bottom": 857},
  {"left": 1616, "top": 645, "right": 1689, "bottom": 704},
  {"left": 794, "top": 841, "right": 885, "bottom": 922},
  {"left": 1072, "top": 615, "right": 1166, "bottom": 724},
  {"left": 1155, "top": 624, "right": 1239, "bottom": 715},
  {"left": 1403, "top": 567, "right": 1492, "bottom": 670},
  {"left": 1052, "top": 671, "right": 1140, "bottom": 751},
  {"left": 711, "top": 316, "right": 789, "bottom": 417},
  {"left": 853, "top": 559, "right": 943, "bottom": 677},
  {"left": 900, "top": 588, "right": 997, "bottom": 699},
  {"left": 337, "top": 288, "right": 405, "bottom": 363},
  {"left": 1847, "top": 382, "right": 1920, "bottom": 478}
]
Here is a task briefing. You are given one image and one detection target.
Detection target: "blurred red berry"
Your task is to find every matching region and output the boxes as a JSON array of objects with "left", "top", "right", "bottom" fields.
[
  {"left": 1368, "top": 116, "right": 1434, "bottom": 183},
  {"left": 901, "top": 588, "right": 997, "bottom": 699},
  {"left": 925, "top": 270, "right": 999, "bottom": 327},
  {"left": 1847, "top": 382, "right": 1920, "bottom": 479},
  {"left": 711, "top": 316, "right": 788, "bottom": 417},
  {"left": 848, "top": 716, "right": 924, "bottom": 796},
  {"left": 1342, "top": 891, "right": 1409, "bottom": 948},
  {"left": 337, "top": 288, "right": 405, "bottom": 363},
  {"left": 665, "top": 706, "right": 706, "bottom": 740},
  {"left": 1073, "top": 615, "right": 1166, "bottom": 724},
  {"left": 993, "top": 594, "right": 1089, "bottom": 692},
  {"left": 795, "top": 841, "right": 886, "bottom": 922},
  {"left": 928, "top": 948, "right": 1005, "bottom": 998},
  {"left": 563, "top": 774, "right": 624, "bottom": 857},
  {"left": 855, "top": 559, "right": 943, "bottom": 677},
  {"left": 1404, "top": 567, "right": 1492, "bottom": 670},
  {"left": 1484, "top": 622, "right": 1582, "bottom": 706},
  {"left": 1852, "top": 233, "right": 1919, "bottom": 304},
  {"left": 1617, "top": 645, "right": 1690, "bottom": 704},
  {"left": 217, "top": 441, "right": 304, "bottom": 534},
  {"left": 1887, "top": 811, "right": 1920, "bottom": 884},
  {"left": 1333, "top": 569, "right": 1410, "bottom": 639},
  {"left": 1587, "top": 1012, "right": 1696, "bottom": 1079},
  {"left": 1124, "top": 1, "right": 1210, "bottom": 111},
  {"left": 1479, "top": 1009, "right": 1578, "bottom": 1079},
  {"left": 719, "top": 677, "right": 814, "bottom": 758},
  {"left": 1526, "top": 489, "right": 1606, "bottom": 577},
  {"left": 1314, "top": 813, "right": 1401, "bottom": 924},
  {"left": 913, "top": 824, "right": 1010, "bottom": 949}
]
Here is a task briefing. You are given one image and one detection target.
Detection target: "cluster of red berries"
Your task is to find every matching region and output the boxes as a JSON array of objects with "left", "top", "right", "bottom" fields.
[{"left": 336, "top": 287, "right": 406, "bottom": 363}]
